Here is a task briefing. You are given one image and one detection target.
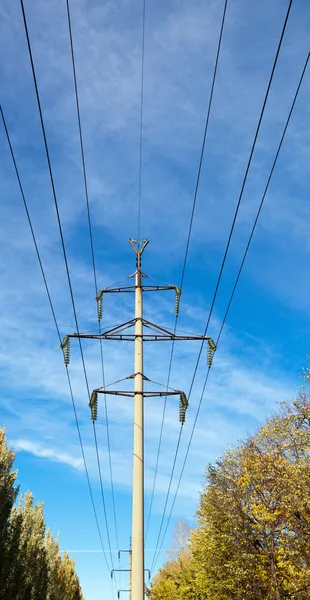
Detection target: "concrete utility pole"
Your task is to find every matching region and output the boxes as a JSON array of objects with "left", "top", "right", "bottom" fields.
[
  {"left": 61, "top": 238, "right": 216, "bottom": 600},
  {"left": 131, "top": 239, "right": 147, "bottom": 600}
]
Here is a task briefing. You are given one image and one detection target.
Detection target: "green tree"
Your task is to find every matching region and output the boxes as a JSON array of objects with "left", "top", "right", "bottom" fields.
[
  {"left": 45, "top": 528, "right": 62, "bottom": 600},
  {"left": 0, "top": 429, "right": 85, "bottom": 600},
  {"left": 58, "top": 551, "right": 84, "bottom": 600},
  {"left": 11, "top": 491, "right": 48, "bottom": 600},
  {"left": 147, "top": 551, "right": 197, "bottom": 600},
  {"left": 1, "top": 508, "right": 25, "bottom": 599},
  {"left": 0, "top": 428, "right": 20, "bottom": 597}
]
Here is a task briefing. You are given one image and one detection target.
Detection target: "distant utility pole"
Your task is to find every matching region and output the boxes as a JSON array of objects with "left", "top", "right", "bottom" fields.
[
  {"left": 116, "top": 546, "right": 132, "bottom": 600},
  {"left": 113, "top": 543, "right": 150, "bottom": 600},
  {"left": 61, "top": 239, "right": 216, "bottom": 600}
]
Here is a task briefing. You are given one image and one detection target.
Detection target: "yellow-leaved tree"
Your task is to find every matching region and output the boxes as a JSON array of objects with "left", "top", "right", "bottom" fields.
[{"left": 148, "top": 394, "right": 310, "bottom": 600}]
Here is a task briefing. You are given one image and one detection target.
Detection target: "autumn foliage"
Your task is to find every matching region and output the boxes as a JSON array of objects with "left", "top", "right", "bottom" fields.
[
  {"left": 148, "top": 394, "right": 310, "bottom": 600},
  {"left": 0, "top": 428, "right": 84, "bottom": 600}
]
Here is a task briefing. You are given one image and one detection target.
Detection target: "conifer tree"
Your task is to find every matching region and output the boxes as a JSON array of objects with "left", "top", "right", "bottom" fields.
[
  {"left": 45, "top": 529, "right": 62, "bottom": 600},
  {"left": 10, "top": 492, "right": 48, "bottom": 600},
  {"left": 58, "top": 551, "right": 84, "bottom": 600},
  {"left": 0, "top": 428, "right": 85, "bottom": 599},
  {"left": 0, "top": 428, "right": 20, "bottom": 597}
]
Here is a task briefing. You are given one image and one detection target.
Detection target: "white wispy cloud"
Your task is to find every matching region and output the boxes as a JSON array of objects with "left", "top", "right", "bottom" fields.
[{"left": 12, "top": 439, "right": 85, "bottom": 470}]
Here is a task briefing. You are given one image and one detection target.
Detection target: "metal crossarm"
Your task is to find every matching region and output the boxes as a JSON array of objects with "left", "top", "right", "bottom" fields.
[
  {"left": 66, "top": 318, "right": 213, "bottom": 343},
  {"left": 92, "top": 380, "right": 189, "bottom": 426},
  {"left": 97, "top": 284, "right": 176, "bottom": 294},
  {"left": 95, "top": 390, "right": 183, "bottom": 399},
  {"left": 117, "top": 590, "right": 130, "bottom": 598}
]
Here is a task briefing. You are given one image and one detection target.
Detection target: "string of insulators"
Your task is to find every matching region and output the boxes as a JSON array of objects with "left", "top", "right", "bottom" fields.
[
  {"left": 207, "top": 338, "right": 217, "bottom": 367},
  {"left": 96, "top": 290, "right": 103, "bottom": 321},
  {"left": 179, "top": 391, "right": 188, "bottom": 424},
  {"left": 89, "top": 391, "right": 98, "bottom": 421},
  {"left": 60, "top": 335, "right": 70, "bottom": 366},
  {"left": 174, "top": 287, "right": 181, "bottom": 316}
]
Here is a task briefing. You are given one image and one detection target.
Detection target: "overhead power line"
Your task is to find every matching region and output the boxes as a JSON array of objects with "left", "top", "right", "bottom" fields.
[
  {"left": 65, "top": 0, "right": 97, "bottom": 291},
  {"left": 137, "top": 0, "right": 146, "bottom": 240},
  {"left": 0, "top": 105, "right": 111, "bottom": 577},
  {"left": 65, "top": 0, "right": 120, "bottom": 563},
  {"left": 18, "top": 0, "right": 116, "bottom": 583},
  {"left": 151, "top": 48, "right": 310, "bottom": 575},
  {"left": 145, "top": 0, "right": 229, "bottom": 542},
  {"left": 149, "top": 0, "right": 293, "bottom": 571}
]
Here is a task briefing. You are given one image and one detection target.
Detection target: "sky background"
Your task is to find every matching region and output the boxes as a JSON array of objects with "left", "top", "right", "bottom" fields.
[{"left": 0, "top": 0, "right": 310, "bottom": 598}]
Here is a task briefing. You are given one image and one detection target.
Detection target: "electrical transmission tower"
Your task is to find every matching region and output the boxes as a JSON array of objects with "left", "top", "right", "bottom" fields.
[{"left": 61, "top": 239, "right": 216, "bottom": 600}]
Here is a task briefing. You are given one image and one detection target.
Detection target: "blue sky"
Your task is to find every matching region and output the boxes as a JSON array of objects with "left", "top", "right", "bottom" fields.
[{"left": 0, "top": 0, "right": 310, "bottom": 598}]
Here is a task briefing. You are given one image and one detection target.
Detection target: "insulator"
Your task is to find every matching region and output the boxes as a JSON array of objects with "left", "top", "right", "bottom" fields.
[
  {"left": 207, "top": 346, "right": 213, "bottom": 367},
  {"left": 179, "top": 404, "right": 186, "bottom": 424},
  {"left": 207, "top": 338, "right": 217, "bottom": 367},
  {"left": 179, "top": 392, "right": 188, "bottom": 423},
  {"left": 96, "top": 290, "right": 103, "bottom": 321},
  {"left": 89, "top": 391, "right": 98, "bottom": 421},
  {"left": 209, "top": 338, "right": 217, "bottom": 351},
  {"left": 174, "top": 286, "right": 181, "bottom": 316},
  {"left": 180, "top": 391, "right": 188, "bottom": 408},
  {"left": 60, "top": 335, "right": 70, "bottom": 366}
]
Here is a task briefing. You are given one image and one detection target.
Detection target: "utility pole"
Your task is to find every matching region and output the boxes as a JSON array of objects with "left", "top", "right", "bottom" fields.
[
  {"left": 61, "top": 239, "right": 216, "bottom": 600},
  {"left": 129, "top": 545, "right": 132, "bottom": 600},
  {"left": 115, "top": 543, "right": 149, "bottom": 600},
  {"left": 118, "top": 546, "right": 132, "bottom": 600},
  {"left": 131, "top": 239, "right": 147, "bottom": 600}
]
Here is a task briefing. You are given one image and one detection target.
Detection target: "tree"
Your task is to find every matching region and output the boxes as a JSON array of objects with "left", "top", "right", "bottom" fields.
[
  {"left": 0, "top": 428, "right": 20, "bottom": 596},
  {"left": 247, "top": 394, "right": 310, "bottom": 598},
  {"left": 193, "top": 395, "right": 310, "bottom": 600},
  {"left": 147, "top": 550, "right": 198, "bottom": 600},
  {"left": 45, "top": 529, "right": 62, "bottom": 600},
  {"left": 169, "top": 519, "right": 191, "bottom": 561},
  {"left": 10, "top": 492, "right": 48, "bottom": 600},
  {"left": 192, "top": 449, "right": 269, "bottom": 600},
  {"left": 0, "top": 428, "right": 19, "bottom": 537},
  {"left": 1, "top": 507, "right": 25, "bottom": 600},
  {"left": 0, "top": 429, "right": 84, "bottom": 600},
  {"left": 58, "top": 552, "right": 84, "bottom": 600},
  {"left": 148, "top": 395, "right": 310, "bottom": 600}
]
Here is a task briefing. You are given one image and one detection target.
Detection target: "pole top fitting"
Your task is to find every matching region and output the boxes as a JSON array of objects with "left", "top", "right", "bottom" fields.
[
  {"left": 129, "top": 238, "right": 149, "bottom": 269},
  {"left": 129, "top": 238, "right": 149, "bottom": 255}
]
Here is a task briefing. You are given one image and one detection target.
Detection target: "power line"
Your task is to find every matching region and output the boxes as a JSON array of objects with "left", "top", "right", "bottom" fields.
[
  {"left": 179, "top": 0, "right": 229, "bottom": 294},
  {"left": 151, "top": 48, "right": 309, "bottom": 575},
  {"left": 137, "top": 0, "right": 146, "bottom": 240},
  {"left": 20, "top": 0, "right": 78, "bottom": 352},
  {"left": 65, "top": 0, "right": 120, "bottom": 560},
  {"left": 0, "top": 104, "right": 111, "bottom": 576},
  {"left": 100, "top": 340, "right": 120, "bottom": 552},
  {"left": 185, "top": 0, "right": 294, "bottom": 405},
  {"left": 65, "top": 0, "right": 97, "bottom": 291},
  {"left": 19, "top": 0, "right": 89, "bottom": 394},
  {"left": 145, "top": 0, "right": 229, "bottom": 542},
  {"left": 149, "top": 0, "right": 293, "bottom": 569},
  {"left": 19, "top": 0, "right": 116, "bottom": 580},
  {"left": 93, "top": 422, "right": 114, "bottom": 565}
]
